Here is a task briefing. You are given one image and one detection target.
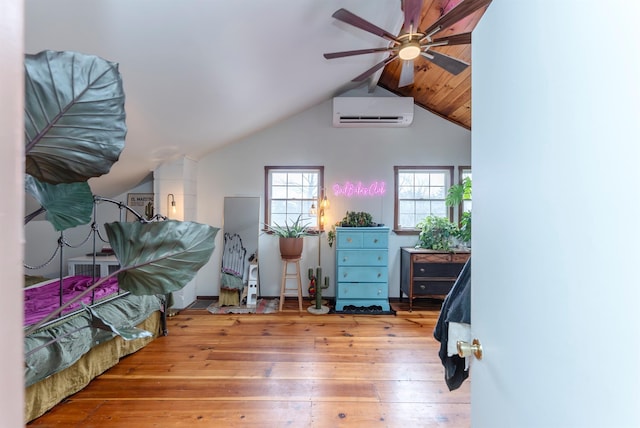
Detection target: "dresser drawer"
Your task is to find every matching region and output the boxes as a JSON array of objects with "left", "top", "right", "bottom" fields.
[
  {"left": 413, "top": 262, "right": 464, "bottom": 278},
  {"left": 413, "top": 253, "right": 452, "bottom": 263},
  {"left": 337, "top": 250, "right": 387, "bottom": 266},
  {"left": 336, "top": 230, "right": 388, "bottom": 249},
  {"left": 362, "top": 232, "right": 388, "bottom": 248},
  {"left": 337, "top": 282, "right": 388, "bottom": 299},
  {"left": 338, "top": 266, "right": 388, "bottom": 283},
  {"left": 452, "top": 253, "right": 470, "bottom": 263},
  {"left": 412, "top": 280, "right": 455, "bottom": 296}
]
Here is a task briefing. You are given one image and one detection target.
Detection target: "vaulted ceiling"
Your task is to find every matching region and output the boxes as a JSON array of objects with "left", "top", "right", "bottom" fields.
[
  {"left": 378, "top": 0, "right": 491, "bottom": 130},
  {"left": 24, "top": 0, "right": 490, "bottom": 197}
]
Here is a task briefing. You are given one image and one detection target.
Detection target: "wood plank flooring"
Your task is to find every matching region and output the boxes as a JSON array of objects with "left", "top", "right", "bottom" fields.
[{"left": 27, "top": 298, "right": 470, "bottom": 427}]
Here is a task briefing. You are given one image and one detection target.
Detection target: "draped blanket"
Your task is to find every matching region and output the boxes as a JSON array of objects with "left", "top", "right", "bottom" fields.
[{"left": 24, "top": 275, "right": 120, "bottom": 327}]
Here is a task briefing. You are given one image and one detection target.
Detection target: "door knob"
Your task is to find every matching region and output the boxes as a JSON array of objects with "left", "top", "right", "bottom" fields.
[{"left": 456, "top": 338, "right": 483, "bottom": 360}]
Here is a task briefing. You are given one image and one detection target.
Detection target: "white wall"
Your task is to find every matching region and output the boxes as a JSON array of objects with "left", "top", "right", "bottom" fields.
[
  {"left": 196, "top": 88, "right": 471, "bottom": 298},
  {"left": 1, "top": 0, "right": 24, "bottom": 425},
  {"left": 472, "top": 1, "right": 640, "bottom": 427},
  {"left": 154, "top": 156, "right": 200, "bottom": 308}
]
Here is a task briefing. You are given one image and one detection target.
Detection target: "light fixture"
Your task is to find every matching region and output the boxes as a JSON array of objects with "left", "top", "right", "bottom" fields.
[
  {"left": 167, "top": 193, "right": 176, "bottom": 217},
  {"left": 398, "top": 40, "right": 421, "bottom": 61},
  {"left": 308, "top": 190, "right": 329, "bottom": 231},
  {"left": 320, "top": 195, "right": 329, "bottom": 210},
  {"left": 318, "top": 190, "right": 329, "bottom": 231}
]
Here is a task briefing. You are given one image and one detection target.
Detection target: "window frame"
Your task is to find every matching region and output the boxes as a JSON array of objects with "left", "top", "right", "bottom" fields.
[
  {"left": 264, "top": 166, "right": 324, "bottom": 232},
  {"left": 393, "top": 166, "right": 454, "bottom": 235},
  {"left": 457, "top": 166, "right": 472, "bottom": 224}
]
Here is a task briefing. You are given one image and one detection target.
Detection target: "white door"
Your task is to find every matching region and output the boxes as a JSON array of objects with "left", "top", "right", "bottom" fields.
[{"left": 471, "top": 2, "right": 640, "bottom": 427}]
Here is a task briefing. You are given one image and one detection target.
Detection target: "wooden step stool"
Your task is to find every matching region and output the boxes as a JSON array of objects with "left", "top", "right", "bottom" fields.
[{"left": 279, "top": 258, "right": 303, "bottom": 312}]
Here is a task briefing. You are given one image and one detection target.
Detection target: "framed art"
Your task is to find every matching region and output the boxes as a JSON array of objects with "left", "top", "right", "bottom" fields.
[{"left": 126, "top": 193, "right": 154, "bottom": 222}]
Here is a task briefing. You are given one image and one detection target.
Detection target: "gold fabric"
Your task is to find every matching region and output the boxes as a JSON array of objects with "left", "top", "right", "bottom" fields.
[{"left": 25, "top": 312, "right": 161, "bottom": 423}]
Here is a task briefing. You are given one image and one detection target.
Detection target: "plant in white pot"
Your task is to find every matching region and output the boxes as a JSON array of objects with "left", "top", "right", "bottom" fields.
[{"left": 265, "top": 214, "right": 312, "bottom": 260}]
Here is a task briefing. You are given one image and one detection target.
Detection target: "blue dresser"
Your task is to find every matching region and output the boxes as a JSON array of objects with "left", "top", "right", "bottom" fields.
[{"left": 334, "top": 227, "right": 390, "bottom": 311}]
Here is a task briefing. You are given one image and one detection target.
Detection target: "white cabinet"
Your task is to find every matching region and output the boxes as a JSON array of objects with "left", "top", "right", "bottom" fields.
[{"left": 68, "top": 255, "right": 120, "bottom": 277}]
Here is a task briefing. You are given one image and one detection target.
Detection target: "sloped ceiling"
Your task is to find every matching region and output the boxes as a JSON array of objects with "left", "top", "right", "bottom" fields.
[{"left": 24, "top": 0, "right": 489, "bottom": 198}]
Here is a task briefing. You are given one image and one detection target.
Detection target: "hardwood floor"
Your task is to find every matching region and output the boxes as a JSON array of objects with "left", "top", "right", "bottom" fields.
[{"left": 28, "top": 298, "right": 470, "bottom": 427}]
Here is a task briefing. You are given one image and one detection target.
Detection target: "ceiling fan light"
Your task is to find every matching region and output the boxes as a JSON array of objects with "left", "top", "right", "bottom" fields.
[{"left": 398, "top": 41, "right": 421, "bottom": 61}]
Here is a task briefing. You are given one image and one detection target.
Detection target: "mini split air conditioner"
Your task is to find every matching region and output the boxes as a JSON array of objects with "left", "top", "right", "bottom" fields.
[{"left": 332, "top": 96, "right": 414, "bottom": 127}]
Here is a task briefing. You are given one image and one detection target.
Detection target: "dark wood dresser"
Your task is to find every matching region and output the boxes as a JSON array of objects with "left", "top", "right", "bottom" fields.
[{"left": 400, "top": 248, "right": 470, "bottom": 311}]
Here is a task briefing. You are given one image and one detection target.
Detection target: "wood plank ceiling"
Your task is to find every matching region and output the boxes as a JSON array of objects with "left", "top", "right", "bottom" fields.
[{"left": 378, "top": 0, "right": 492, "bottom": 130}]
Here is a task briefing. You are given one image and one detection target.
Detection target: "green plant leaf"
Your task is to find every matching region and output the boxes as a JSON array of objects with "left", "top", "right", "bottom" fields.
[
  {"left": 87, "top": 305, "right": 153, "bottom": 341},
  {"left": 105, "top": 220, "right": 219, "bottom": 295},
  {"left": 24, "top": 50, "right": 126, "bottom": 185},
  {"left": 24, "top": 175, "right": 93, "bottom": 231}
]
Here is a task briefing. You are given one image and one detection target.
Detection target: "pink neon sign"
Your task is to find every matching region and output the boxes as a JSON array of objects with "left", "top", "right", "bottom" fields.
[{"left": 332, "top": 181, "right": 386, "bottom": 197}]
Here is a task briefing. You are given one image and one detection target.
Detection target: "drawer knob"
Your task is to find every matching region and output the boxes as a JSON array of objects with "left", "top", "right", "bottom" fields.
[
  {"left": 343, "top": 273, "right": 348, "bottom": 278},
  {"left": 346, "top": 237, "right": 352, "bottom": 243},
  {"left": 419, "top": 268, "right": 425, "bottom": 273},
  {"left": 377, "top": 273, "right": 381, "bottom": 278},
  {"left": 373, "top": 238, "right": 378, "bottom": 243},
  {"left": 420, "top": 285, "right": 426, "bottom": 290},
  {"left": 342, "top": 257, "right": 348, "bottom": 262},
  {"left": 377, "top": 289, "right": 382, "bottom": 295}
]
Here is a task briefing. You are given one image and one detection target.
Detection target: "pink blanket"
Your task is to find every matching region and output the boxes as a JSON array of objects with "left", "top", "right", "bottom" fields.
[{"left": 24, "top": 275, "right": 120, "bottom": 327}]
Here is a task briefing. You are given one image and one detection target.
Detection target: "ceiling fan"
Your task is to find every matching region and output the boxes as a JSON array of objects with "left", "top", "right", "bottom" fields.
[{"left": 323, "top": 0, "right": 492, "bottom": 87}]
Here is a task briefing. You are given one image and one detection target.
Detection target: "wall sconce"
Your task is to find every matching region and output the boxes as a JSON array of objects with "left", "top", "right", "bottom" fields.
[{"left": 167, "top": 193, "right": 176, "bottom": 217}]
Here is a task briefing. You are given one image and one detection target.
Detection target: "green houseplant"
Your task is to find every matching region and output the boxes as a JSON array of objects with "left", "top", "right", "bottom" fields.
[
  {"left": 265, "top": 214, "right": 312, "bottom": 259},
  {"left": 446, "top": 176, "right": 472, "bottom": 246},
  {"left": 327, "top": 211, "right": 376, "bottom": 247},
  {"left": 416, "top": 215, "right": 458, "bottom": 251}
]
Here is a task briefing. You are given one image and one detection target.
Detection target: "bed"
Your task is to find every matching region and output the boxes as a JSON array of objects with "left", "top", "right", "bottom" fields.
[{"left": 23, "top": 200, "right": 167, "bottom": 423}]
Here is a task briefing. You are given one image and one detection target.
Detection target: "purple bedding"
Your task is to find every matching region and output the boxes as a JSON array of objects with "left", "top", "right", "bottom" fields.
[{"left": 24, "top": 275, "right": 120, "bottom": 327}]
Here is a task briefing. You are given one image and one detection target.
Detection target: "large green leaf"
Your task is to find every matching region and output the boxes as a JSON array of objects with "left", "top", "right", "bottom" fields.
[
  {"left": 105, "top": 220, "right": 219, "bottom": 295},
  {"left": 24, "top": 50, "right": 126, "bottom": 184},
  {"left": 24, "top": 175, "right": 94, "bottom": 230},
  {"left": 87, "top": 305, "right": 153, "bottom": 341}
]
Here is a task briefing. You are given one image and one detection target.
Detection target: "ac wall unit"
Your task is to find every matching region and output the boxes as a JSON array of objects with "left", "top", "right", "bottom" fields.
[{"left": 332, "top": 96, "right": 414, "bottom": 128}]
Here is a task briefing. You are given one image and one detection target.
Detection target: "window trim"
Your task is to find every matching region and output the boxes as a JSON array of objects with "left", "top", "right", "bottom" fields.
[
  {"left": 393, "top": 166, "right": 454, "bottom": 235},
  {"left": 264, "top": 165, "right": 324, "bottom": 232},
  {"left": 457, "top": 166, "right": 471, "bottom": 225}
]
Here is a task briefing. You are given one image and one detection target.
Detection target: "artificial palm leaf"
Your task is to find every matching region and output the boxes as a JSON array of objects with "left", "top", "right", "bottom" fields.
[
  {"left": 24, "top": 50, "right": 126, "bottom": 185},
  {"left": 87, "top": 305, "right": 154, "bottom": 341},
  {"left": 105, "top": 220, "right": 219, "bottom": 295},
  {"left": 24, "top": 175, "right": 93, "bottom": 230}
]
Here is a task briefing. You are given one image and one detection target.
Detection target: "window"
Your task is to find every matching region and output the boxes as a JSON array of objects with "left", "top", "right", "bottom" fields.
[
  {"left": 394, "top": 166, "right": 454, "bottom": 232},
  {"left": 265, "top": 166, "right": 324, "bottom": 230},
  {"left": 459, "top": 166, "right": 472, "bottom": 215}
]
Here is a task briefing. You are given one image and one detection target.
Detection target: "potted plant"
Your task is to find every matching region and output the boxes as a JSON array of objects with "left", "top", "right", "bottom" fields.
[
  {"left": 446, "top": 176, "right": 472, "bottom": 247},
  {"left": 265, "top": 214, "right": 312, "bottom": 259},
  {"left": 415, "top": 215, "right": 458, "bottom": 251},
  {"left": 327, "top": 211, "right": 377, "bottom": 247}
]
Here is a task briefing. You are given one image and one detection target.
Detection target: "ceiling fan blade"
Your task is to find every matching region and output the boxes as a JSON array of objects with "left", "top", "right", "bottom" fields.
[
  {"left": 429, "top": 32, "right": 472, "bottom": 47},
  {"left": 402, "top": 0, "right": 423, "bottom": 32},
  {"left": 398, "top": 60, "right": 415, "bottom": 87},
  {"left": 324, "top": 47, "right": 395, "bottom": 59},
  {"left": 421, "top": 50, "right": 469, "bottom": 75},
  {"left": 352, "top": 54, "right": 398, "bottom": 82},
  {"left": 423, "top": 0, "right": 492, "bottom": 38},
  {"left": 332, "top": 8, "right": 398, "bottom": 43}
]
